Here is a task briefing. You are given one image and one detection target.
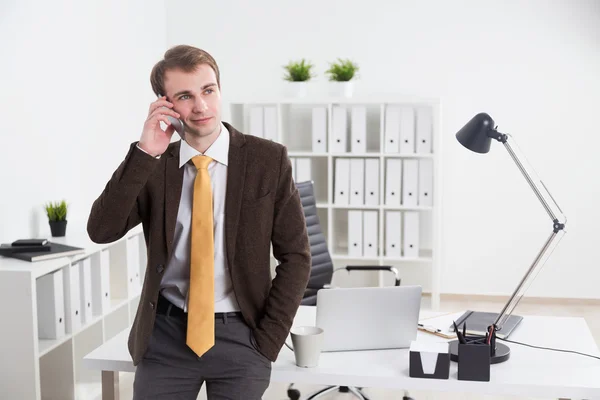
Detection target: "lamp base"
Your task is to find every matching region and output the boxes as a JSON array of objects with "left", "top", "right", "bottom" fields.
[{"left": 449, "top": 339, "right": 511, "bottom": 364}]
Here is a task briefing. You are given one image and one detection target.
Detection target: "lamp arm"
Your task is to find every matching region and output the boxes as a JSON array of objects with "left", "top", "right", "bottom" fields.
[
  {"left": 493, "top": 230, "right": 563, "bottom": 329},
  {"left": 505, "top": 140, "right": 565, "bottom": 228},
  {"left": 487, "top": 131, "right": 567, "bottom": 330},
  {"left": 491, "top": 132, "right": 567, "bottom": 228}
]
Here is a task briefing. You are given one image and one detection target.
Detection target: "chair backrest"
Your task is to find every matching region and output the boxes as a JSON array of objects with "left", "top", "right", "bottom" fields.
[{"left": 296, "top": 180, "right": 334, "bottom": 306}]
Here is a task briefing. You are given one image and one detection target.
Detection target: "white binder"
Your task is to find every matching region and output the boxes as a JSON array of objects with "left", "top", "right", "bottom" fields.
[
  {"left": 386, "top": 211, "right": 402, "bottom": 257},
  {"left": 416, "top": 107, "right": 433, "bottom": 153},
  {"left": 403, "top": 211, "right": 420, "bottom": 258},
  {"left": 249, "top": 106, "right": 263, "bottom": 138},
  {"left": 399, "top": 107, "right": 416, "bottom": 154},
  {"left": 63, "top": 262, "right": 82, "bottom": 334},
  {"left": 384, "top": 105, "right": 400, "bottom": 153},
  {"left": 348, "top": 210, "right": 363, "bottom": 257},
  {"left": 351, "top": 106, "right": 367, "bottom": 153},
  {"left": 349, "top": 158, "right": 365, "bottom": 206},
  {"left": 127, "top": 235, "right": 141, "bottom": 297},
  {"left": 295, "top": 158, "right": 312, "bottom": 183},
  {"left": 92, "top": 249, "right": 111, "bottom": 316},
  {"left": 263, "top": 106, "right": 278, "bottom": 141},
  {"left": 36, "top": 269, "right": 66, "bottom": 340},
  {"left": 385, "top": 158, "right": 402, "bottom": 206},
  {"left": 419, "top": 158, "right": 434, "bottom": 206},
  {"left": 364, "top": 159, "right": 379, "bottom": 206},
  {"left": 79, "top": 257, "right": 93, "bottom": 324},
  {"left": 312, "top": 107, "right": 327, "bottom": 153},
  {"left": 334, "top": 158, "right": 350, "bottom": 205},
  {"left": 363, "top": 211, "right": 378, "bottom": 257},
  {"left": 402, "top": 159, "right": 419, "bottom": 207},
  {"left": 331, "top": 106, "right": 348, "bottom": 153}
]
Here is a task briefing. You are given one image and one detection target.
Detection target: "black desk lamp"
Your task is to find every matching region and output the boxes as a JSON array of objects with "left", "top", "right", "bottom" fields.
[{"left": 449, "top": 112, "right": 567, "bottom": 364}]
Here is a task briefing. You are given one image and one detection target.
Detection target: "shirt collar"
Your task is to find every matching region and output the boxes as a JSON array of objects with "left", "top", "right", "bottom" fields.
[{"left": 179, "top": 122, "right": 229, "bottom": 168}]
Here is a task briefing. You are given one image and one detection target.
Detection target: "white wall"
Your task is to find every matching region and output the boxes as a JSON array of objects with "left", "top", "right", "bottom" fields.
[
  {"left": 0, "top": 0, "right": 167, "bottom": 242},
  {"left": 165, "top": 0, "right": 600, "bottom": 299}
]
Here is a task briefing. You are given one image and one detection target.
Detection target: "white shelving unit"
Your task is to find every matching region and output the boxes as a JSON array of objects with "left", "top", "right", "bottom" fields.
[
  {"left": 0, "top": 225, "right": 146, "bottom": 400},
  {"left": 228, "top": 95, "right": 442, "bottom": 309}
]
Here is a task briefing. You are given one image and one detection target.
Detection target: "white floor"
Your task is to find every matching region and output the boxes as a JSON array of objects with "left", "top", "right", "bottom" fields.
[{"left": 97, "top": 296, "right": 600, "bottom": 400}]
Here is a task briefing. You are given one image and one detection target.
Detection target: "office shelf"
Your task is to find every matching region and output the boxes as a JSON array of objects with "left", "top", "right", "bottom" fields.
[
  {"left": 288, "top": 151, "right": 329, "bottom": 158},
  {"left": 316, "top": 203, "right": 434, "bottom": 211},
  {"left": 0, "top": 225, "right": 146, "bottom": 399},
  {"left": 228, "top": 96, "right": 442, "bottom": 305}
]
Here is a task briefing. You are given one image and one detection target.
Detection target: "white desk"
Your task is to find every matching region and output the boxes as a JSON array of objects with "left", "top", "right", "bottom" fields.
[{"left": 84, "top": 306, "right": 600, "bottom": 400}]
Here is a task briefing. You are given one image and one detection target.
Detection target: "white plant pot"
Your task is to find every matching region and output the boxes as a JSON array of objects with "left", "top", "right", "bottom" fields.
[
  {"left": 329, "top": 81, "right": 354, "bottom": 97},
  {"left": 285, "top": 81, "right": 308, "bottom": 98}
]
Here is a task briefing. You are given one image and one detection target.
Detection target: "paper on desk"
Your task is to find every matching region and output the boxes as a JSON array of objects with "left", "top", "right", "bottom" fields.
[
  {"left": 410, "top": 341, "right": 449, "bottom": 353},
  {"left": 418, "top": 311, "right": 466, "bottom": 339}
]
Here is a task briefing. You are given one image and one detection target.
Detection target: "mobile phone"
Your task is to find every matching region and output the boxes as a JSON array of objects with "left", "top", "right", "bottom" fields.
[
  {"left": 158, "top": 94, "right": 185, "bottom": 136},
  {"left": 167, "top": 115, "right": 185, "bottom": 136}
]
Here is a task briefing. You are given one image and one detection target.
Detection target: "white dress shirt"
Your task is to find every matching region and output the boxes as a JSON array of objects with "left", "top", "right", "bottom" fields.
[{"left": 159, "top": 123, "right": 240, "bottom": 313}]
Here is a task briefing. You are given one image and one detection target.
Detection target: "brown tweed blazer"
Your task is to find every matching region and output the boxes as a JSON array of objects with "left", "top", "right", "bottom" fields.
[{"left": 87, "top": 122, "right": 311, "bottom": 365}]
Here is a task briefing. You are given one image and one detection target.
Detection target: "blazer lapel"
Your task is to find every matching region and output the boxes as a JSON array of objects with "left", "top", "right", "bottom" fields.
[
  {"left": 165, "top": 141, "right": 184, "bottom": 260},
  {"left": 224, "top": 123, "right": 247, "bottom": 268}
]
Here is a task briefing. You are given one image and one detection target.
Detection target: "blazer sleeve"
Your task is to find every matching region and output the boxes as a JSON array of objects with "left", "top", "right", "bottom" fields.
[
  {"left": 254, "top": 145, "right": 312, "bottom": 361},
  {"left": 87, "top": 142, "right": 161, "bottom": 243}
]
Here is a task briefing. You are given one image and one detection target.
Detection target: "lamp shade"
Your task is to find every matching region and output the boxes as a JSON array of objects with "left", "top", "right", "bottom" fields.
[{"left": 456, "top": 113, "right": 496, "bottom": 154}]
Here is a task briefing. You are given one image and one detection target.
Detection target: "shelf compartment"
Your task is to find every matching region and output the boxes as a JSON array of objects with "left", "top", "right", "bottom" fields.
[
  {"left": 280, "top": 103, "right": 330, "bottom": 152},
  {"left": 39, "top": 338, "right": 75, "bottom": 400},
  {"left": 73, "top": 318, "right": 104, "bottom": 398},
  {"left": 103, "top": 300, "right": 130, "bottom": 342},
  {"left": 291, "top": 156, "right": 328, "bottom": 204},
  {"left": 331, "top": 208, "right": 380, "bottom": 258},
  {"left": 330, "top": 103, "right": 381, "bottom": 154}
]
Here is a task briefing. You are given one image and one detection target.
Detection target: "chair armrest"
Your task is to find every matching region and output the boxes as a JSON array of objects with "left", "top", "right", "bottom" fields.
[
  {"left": 338, "top": 265, "right": 401, "bottom": 286},
  {"left": 345, "top": 265, "right": 393, "bottom": 272}
]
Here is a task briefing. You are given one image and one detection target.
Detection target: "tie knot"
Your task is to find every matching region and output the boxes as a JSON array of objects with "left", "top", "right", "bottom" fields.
[{"left": 192, "top": 155, "right": 212, "bottom": 170}]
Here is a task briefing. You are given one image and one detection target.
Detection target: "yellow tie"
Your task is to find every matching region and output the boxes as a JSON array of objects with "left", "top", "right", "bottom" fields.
[{"left": 187, "top": 155, "right": 215, "bottom": 357}]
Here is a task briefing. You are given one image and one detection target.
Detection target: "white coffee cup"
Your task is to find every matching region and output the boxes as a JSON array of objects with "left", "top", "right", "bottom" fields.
[{"left": 287, "top": 326, "right": 324, "bottom": 368}]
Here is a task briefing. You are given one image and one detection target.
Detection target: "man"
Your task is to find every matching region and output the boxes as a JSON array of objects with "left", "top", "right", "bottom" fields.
[{"left": 87, "top": 44, "right": 311, "bottom": 399}]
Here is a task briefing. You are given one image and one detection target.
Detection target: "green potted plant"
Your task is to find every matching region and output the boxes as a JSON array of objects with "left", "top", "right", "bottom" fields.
[
  {"left": 45, "top": 200, "right": 68, "bottom": 237},
  {"left": 325, "top": 58, "right": 359, "bottom": 97},
  {"left": 283, "top": 59, "right": 315, "bottom": 97}
]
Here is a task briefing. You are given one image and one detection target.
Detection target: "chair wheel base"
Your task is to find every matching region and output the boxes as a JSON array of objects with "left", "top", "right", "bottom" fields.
[{"left": 287, "top": 388, "right": 301, "bottom": 400}]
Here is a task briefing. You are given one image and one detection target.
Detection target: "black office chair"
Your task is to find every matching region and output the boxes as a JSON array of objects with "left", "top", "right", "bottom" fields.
[{"left": 287, "top": 181, "right": 414, "bottom": 400}]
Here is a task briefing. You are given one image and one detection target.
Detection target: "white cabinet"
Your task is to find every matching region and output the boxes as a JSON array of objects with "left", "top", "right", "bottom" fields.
[
  {"left": 0, "top": 226, "right": 146, "bottom": 400},
  {"left": 230, "top": 96, "right": 441, "bottom": 307}
]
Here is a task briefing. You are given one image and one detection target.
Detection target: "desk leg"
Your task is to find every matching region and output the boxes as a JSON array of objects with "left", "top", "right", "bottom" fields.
[{"left": 101, "top": 371, "right": 120, "bottom": 400}]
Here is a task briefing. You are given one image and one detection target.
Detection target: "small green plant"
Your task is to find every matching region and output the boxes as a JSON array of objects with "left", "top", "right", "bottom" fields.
[
  {"left": 325, "top": 58, "right": 359, "bottom": 81},
  {"left": 283, "top": 59, "right": 315, "bottom": 82},
  {"left": 45, "top": 200, "right": 68, "bottom": 222}
]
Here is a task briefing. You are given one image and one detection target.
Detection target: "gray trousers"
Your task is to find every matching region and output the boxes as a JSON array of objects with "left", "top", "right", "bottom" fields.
[{"left": 133, "top": 310, "right": 272, "bottom": 399}]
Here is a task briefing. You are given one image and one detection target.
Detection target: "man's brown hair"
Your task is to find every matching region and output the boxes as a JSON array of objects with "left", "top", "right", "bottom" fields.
[{"left": 150, "top": 45, "right": 220, "bottom": 98}]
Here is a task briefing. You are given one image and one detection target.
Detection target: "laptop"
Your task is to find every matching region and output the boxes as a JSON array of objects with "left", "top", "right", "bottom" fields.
[{"left": 316, "top": 285, "right": 422, "bottom": 352}]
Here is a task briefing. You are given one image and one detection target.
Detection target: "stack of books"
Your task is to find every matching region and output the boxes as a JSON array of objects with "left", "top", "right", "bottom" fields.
[{"left": 0, "top": 239, "right": 85, "bottom": 262}]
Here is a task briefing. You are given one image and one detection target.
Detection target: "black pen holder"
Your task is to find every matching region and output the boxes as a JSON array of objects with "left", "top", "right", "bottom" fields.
[{"left": 457, "top": 342, "right": 491, "bottom": 382}]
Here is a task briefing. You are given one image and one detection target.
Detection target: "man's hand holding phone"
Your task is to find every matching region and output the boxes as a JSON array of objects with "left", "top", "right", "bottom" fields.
[{"left": 138, "top": 96, "right": 181, "bottom": 157}]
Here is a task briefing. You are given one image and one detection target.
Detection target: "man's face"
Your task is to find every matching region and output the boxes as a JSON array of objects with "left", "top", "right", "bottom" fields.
[{"left": 163, "top": 64, "right": 221, "bottom": 139}]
